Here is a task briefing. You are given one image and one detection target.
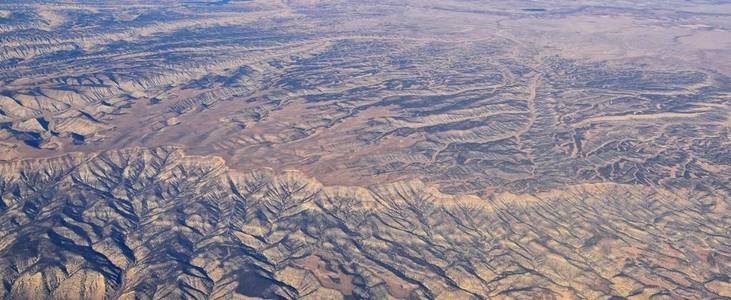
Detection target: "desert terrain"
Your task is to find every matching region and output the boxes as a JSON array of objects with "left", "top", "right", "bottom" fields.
[{"left": 0, "top": 0, "right": 729, "bottom": 299}]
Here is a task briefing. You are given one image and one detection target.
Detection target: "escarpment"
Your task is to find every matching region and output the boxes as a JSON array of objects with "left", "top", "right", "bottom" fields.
[
  {"left": 1, "top": 147, "right": 729, "bottom": 299},
  {"left": 1, "top": 0, "right": 730, "bottom": 299}
]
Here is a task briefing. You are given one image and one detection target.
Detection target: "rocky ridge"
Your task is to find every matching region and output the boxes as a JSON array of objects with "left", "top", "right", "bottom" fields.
[{"left": 1, "top": 147, "right": 729, "bottom": 299}]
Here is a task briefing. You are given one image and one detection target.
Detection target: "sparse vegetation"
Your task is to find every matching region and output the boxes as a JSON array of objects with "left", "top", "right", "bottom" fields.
[{"left": 0, "top": 0, "right": 729, "bottom": 299}]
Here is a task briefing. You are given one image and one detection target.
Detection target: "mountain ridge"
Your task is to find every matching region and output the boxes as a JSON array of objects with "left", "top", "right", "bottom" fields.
[{"left": 1, "top": 146, "right": 728, "bottom": 299}]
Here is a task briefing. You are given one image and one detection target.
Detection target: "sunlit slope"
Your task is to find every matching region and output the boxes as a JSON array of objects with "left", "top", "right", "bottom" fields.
[{"left": 1, "top": 147, "right": 728, "bottom": 299}]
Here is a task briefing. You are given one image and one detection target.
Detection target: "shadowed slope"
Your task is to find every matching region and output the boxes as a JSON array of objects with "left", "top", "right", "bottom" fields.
[{"left": 1, "top": 147, "right": 728, "bottom": 299}]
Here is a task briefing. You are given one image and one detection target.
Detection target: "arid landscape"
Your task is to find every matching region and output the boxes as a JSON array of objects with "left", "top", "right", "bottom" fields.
[{"left": 0, "top": 0, "right": 730, "bottom": 299}]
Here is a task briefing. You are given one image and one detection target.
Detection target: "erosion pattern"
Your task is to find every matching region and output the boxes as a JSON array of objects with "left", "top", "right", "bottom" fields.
[
  {"left": 0, "top": 0, "right": 730, "bottom": 299},
  {"left": 1, "top": 147, "right": 730, "bottom": 299}
]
